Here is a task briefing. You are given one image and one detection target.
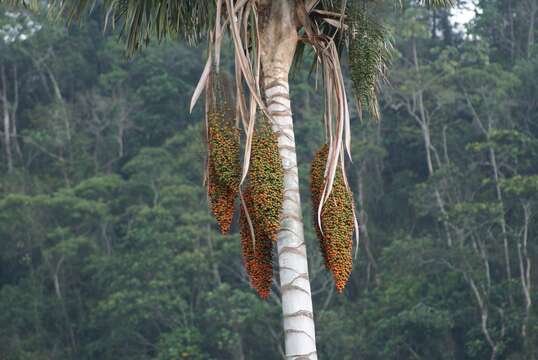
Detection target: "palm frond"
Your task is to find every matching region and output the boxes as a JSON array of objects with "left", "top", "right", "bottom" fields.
[
  {"left": 390, "top": 0, "right": 454, "bottom": 8},
  {"left": 419, "top": 0, "right": 454, "bottom": 8},
  {"left": 4, "top": 0, "right": 215, "bottom": 52},
  {"left": 1, "top": 0, "right": 42, "bottom": 12},
  {"left": 348, "top": 8, "right": 393, "bottom": 120},
  {"left": 104, "top": 0, "right": 214, "bottom": 52}
]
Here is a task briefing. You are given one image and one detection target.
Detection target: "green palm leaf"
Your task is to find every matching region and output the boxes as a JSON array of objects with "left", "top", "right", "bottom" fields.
[
  {"left": 4, "top": 0, "right": 215, "bottom": 52},
  {"left": 348, "top": 8, "right": 393, "bottom": 120},
  {"left": 420, "top": 0, "right": 454, "bottom": 8}
]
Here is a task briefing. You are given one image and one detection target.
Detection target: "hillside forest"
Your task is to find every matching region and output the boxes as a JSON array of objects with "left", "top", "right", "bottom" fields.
[{"left": 1, "top": 0, "right": 538, "bottom": 359}]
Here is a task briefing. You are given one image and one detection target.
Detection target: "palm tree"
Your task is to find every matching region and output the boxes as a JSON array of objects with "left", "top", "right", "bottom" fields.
[{"left": 9, "top": 0, "right": 453, "bottom": 358}]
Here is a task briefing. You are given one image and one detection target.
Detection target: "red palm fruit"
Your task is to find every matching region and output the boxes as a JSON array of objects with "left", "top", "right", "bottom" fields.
[
  {"left": 240, "top": 190, "right": 273, "bottom": 299},
  {"left": 238, "top": 119, "right": 283, "bottom": 298},
  {"left": 248, "top": 120, "right": 284, "bottom": 242},
  {"left": 310, "top": 145, "right": 355, "bottom": 292},
  {"left": 207, "top": 108, "right": 240, "bottom": 234}
]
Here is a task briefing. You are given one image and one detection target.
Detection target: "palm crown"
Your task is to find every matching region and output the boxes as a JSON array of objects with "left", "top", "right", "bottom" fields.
[{"left": 11, "top": 0, "right": 452, "bottom": 105}]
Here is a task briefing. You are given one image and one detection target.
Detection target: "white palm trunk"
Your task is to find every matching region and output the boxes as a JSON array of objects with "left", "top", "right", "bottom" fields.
[
  {"left": 258, "top": 1, "right": 318, "bottom": 358},
  {"left": 265, "top": 77, "right": 318, "bottom": 360}
]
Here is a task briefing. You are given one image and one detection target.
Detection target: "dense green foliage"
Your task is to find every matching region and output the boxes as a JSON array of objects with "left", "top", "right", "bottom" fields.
[{"left": 1, "top": 1, "right": 537, "bottom": 359}]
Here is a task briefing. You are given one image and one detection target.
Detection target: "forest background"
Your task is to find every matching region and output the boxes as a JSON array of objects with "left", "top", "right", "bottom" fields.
[{"left": 1, "top": 0, "right": 538, "bottom": 359}]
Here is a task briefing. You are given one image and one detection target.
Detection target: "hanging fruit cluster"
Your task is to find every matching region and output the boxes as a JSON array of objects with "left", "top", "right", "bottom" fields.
[
  {"left": 348, "top": 7, "right": 391, "bottom": 120},
  {"left": 240, "top": 191, "right": 274, "bottom": 299},
  {"left": 311, "top": 145, "right": 354, "bottom": 292},
  {"left": 247, "top": 119, "right": 284, "bottom": 242},
  {"left": 207, "top": 95, "right": 241, "bottom": 234},
  {"left": 240, "top": 118, "right": 284, "bottom": 298}
]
